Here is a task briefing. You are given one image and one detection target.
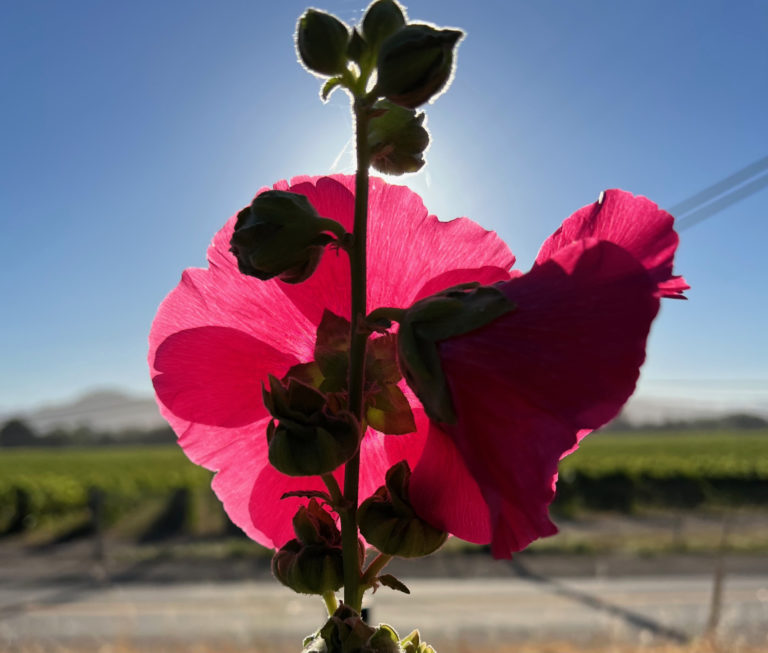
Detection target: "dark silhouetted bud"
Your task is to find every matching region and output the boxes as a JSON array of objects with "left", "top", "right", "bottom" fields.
[
  {"left": 297, "top": 9, "right": 350, "bottom": 76},
  {"left": 263, "top": 374, "right": 360, "bottom": 476},
  {"left": 368, "top": 99, "right": 429, "bottom": 175},
  {"left": 272, "top": 500, "right": 345, "bottom": 595},
  {"left": 359, "top": 461, "right": 447, "bottom": 558},
  {"left": 397, "top": 283, "right": 515, "bottom": 424},
  {"left": 303, "top": 604, "right": 401, "bottom": 653},
  {"left": 229, "top": 190, "right": 345, "bottom": 284},
  {"left": 362, "top": 0, "right": 406, "bottom": 52},
  {"left": 375, "top": 24, "right": 463, "bottom": 108}
]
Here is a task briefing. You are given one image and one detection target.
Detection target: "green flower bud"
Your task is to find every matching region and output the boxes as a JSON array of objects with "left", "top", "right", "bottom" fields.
[
  {"left": 397, "top": 283, "right": 516, "bottom": 424},
  {"left": 368, "top": 100, "right": 429, "bottom": 176},
  {"left": 359, "top": 461, "right": 447, "bottom": 558},
  {"left": 264, "top": 375, "right": 360, "bottom": 477},
  {"left": 376, "top": 24, "right": 463, "bottom": 109},
  {"left": 362, "top": 0, "right": 406, "bottom": 52},
  {"left": 303, "top": 605, "right": 401, "bottom": 653},
  {"left": 297, "top": 9, "right": 350, "bottom": 77},
  {"left": 400, "top": 629, "right": 436, "bottom": 653},
  {"left": 272, "top": 500, "right": 349, "bottom": 595},
  {"left": 229, "top": 190, "right": 345, "bottom": 284}
]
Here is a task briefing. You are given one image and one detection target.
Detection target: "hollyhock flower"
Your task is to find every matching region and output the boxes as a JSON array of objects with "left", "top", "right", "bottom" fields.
[
  {"left": 407, "top": 189, "right": 688, "bottom": 558},
  {"left": 148, "top": 174, "right": 514, "bottom": 549}
]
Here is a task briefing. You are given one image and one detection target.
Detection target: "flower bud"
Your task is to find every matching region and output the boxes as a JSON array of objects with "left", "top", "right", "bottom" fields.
[
  {"left": 297, "top": 9, "right": 350, "bottom": 77},
  {"left": 303, "top": 605, "right": 401, "bottom": 653},
  {"left": 368, "top": 100, "right": 429, "bottom": 176},
  {"left": 229, "top": 190, "right": 344, "bottom": 284},
  {"left": 362, "top": 0, "right": 406, "bottom": 52},
  {"left": 263, "top": 375, "right": 360, "bottom": 477},
  {"left": 400, "top": 630, "right": 436, "bottom": 653},
  {"left": 375, "top": 24, "right": 463, "bottom": 108},
  {"left": 397, "top": 283, "right": 516, "bottom": 424},
  {"left": 272, "top": 500, "right": 345, "bottom": 595},
  {"left": 359, "top": 461, "right": 447, "bottom": 558}
]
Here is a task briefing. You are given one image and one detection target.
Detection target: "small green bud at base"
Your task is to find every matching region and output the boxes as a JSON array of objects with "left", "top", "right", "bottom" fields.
[
  {"left": 376, "top": 24, "right": 463, "bottom": 109},
  {"left": 229, "top": 190, "right": 344, "bottom": 284},
  {"left": 272, "top": 500, "right": 353, "bottom": 596},
  {"left": 297, "top": 10, "right": 350, "bottom": 77},
  {"left": 359, "top": 461, "right": 447, "bottom": 558},
  {"left": 303, "top": 605, "right": 402, "bottom": 653}
]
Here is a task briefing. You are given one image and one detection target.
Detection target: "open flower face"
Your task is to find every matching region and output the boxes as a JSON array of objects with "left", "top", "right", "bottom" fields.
[
  {"left": 407, "top": 190, "right": 688, "bottom": 557},
  {"left": 148, "top": 174, "right": 514, "bottom": 549}
]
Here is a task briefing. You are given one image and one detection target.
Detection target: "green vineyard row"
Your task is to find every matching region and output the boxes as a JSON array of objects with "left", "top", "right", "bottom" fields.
[{"left": 1, "top": 430, "right": 767, "bottom": 533}]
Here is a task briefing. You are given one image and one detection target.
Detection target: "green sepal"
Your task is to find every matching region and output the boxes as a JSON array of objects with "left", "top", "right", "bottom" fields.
[
  {"left": 400, "top": 629, "right": 436, "bottom": 653},
  {"left": 398, "top": 284, "right": 516, "bottom": 424},
  {"left": 315, "top": 310, "right": 352, "bottom": 390},
  {"left": 378, "top": 573, "right": 410, "bottom": 594},
  {"left": 366, "top": 384, "right": 416, "bottom": 435},
  {"left": 365, "top": 334, "right": 401, "bottom": 385}
]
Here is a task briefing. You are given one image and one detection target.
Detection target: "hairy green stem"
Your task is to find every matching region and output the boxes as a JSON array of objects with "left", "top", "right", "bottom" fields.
[
  {"left": 361, "top": 553, "right": 393, "bottom": 587},
  {"left": 340, "top": 96, "right": 372, "bottom": 613},
  {"left": 322, "top": 590, "right": 339, "bottom": 616}
]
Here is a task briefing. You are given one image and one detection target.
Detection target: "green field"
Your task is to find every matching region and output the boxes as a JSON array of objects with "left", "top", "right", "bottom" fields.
[{"left": 1, "top": 430, "right": 767, "bottom": 537}]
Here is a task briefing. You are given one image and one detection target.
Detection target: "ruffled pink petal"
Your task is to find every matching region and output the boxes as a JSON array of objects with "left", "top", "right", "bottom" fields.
[
  {"left": 366, "top": 176, "right": 516, "bottom": 310},
  {"left": 419, "top": 239, "right": 660, "bottom": 557},
  {"left": 536, "top": 189, "right": 688, "bottom": 298}
]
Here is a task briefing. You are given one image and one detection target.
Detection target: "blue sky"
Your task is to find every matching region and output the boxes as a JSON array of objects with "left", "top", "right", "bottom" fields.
[{"left": 1, "top": 0, "right": 766, "bottom": 413}]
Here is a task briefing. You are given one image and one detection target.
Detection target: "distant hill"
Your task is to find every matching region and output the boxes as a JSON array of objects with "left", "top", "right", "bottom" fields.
[
  {"left": 2, "top": 390, "right": 166, "bottom": 433},
  {"left": 2, "top": 386, "right": 766, "bottom": 435}
]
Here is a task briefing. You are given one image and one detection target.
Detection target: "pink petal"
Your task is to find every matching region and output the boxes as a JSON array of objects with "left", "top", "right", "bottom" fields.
[
  {"left": 153, "top": 326, "right": 296, "bottom": 428},
  {"left": 414, "top": 266, "right": 516, "bottom": 302},
  {"left": 421, "top": 239, "right": 660, "bottom": 557},
  {"left": 536, "top": 189, "right": 688, "bottom": 298},
  {"left": 366, "top": 176, "right": 516, "bottom": 310},
  {"left": 409, "top": 422, "right": 491, "bottom": 544}
]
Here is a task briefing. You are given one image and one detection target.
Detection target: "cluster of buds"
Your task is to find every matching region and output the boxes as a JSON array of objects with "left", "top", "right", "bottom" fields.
[{"left": 297, "top": 0, "right": 462, "bottom": 175}]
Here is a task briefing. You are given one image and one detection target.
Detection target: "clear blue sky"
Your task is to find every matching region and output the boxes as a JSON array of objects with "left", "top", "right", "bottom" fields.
[{"left": 1, "top": 0, "right": 766, "bottom": 413}]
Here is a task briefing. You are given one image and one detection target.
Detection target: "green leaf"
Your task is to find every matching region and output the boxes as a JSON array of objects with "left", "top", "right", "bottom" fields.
[
  {"left": 378, "top": 574, "right": 410, "bottom": 594},
  {"left": 321, "top": 76, "right": 344, "bottom": 102},
  {"left": 366, "top": 384, "right": 416, "bottom": 435}
]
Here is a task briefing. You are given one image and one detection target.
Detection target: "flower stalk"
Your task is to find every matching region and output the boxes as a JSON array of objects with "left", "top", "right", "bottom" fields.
[{"left": 340, "top": 95, "right": 374, "bottom": 612}]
